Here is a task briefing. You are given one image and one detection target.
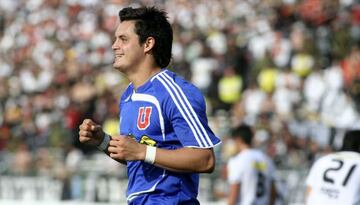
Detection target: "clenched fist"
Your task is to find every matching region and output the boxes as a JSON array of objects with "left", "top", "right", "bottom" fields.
[
  {"left": 108, "top": 135, "right": 146, "bottom": 161},
  {"left": 78, "top": 119, "right": 104, "bottom": 146}
]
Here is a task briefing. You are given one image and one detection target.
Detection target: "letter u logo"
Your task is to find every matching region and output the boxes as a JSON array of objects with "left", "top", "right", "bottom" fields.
[{"left": 137, "top": 106, "right": 152, "bottom": 130}]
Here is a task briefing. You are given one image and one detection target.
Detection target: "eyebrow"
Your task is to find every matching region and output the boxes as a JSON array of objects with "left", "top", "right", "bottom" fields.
[{"left": 115, "top": 34, "right": 127, "bottom": 39}]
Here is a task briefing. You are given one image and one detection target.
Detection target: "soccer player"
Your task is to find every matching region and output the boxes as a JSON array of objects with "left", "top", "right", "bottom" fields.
[
  {"left": 78, "top": 6, "right": 221, "bottom": 205},
  {"left": 227, "top": 124, "right": 277, "bottom": 205},
  {"left": 305, "top": 130, "right": 360, "bottom": 205}
]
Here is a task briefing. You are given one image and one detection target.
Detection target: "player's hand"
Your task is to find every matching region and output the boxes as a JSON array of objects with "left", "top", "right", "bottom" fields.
[
  {"left": 78, "top": 119, "right": 104, "bottom": 146},
  {"left": 108, "top": 135, "right": 146, "bottom": 161}
]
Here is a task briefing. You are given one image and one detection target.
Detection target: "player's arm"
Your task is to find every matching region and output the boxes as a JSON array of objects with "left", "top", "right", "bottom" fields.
[
  {"left": 149, "top": 94, "right": 219, "bottom": 172},
  {"left": 152, "top": 147, "right": 215, "bottom": 173},
  {"left": 78, "top": 119, "right": 126, "bottom": 165},
  {"left": 108, "top": 135, "right": 215, "bottom": 173},
  {"left": 227, "top": 182, "right": 240, "bottom": 205}
]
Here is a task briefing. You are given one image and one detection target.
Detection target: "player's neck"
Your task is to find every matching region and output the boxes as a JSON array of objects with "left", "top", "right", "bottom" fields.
[
  {"left": 238, "top": 144, "right": 251, "bottom": 153},
  {"left": 126, "top": 55, "right": 162, "bottom": 89}
]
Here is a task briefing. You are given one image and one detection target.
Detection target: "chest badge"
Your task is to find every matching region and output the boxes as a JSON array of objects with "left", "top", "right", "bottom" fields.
[{"left": 137, "top": 106, "right": 152, "bottom": 130}]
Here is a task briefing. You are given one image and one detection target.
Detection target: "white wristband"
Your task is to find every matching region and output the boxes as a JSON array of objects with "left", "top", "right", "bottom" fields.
[
  {"left": 144, "top": 145, "right": 156, "bottom": 164},
  {"left": 97, "top": 133, "right": 110, "bottom": 151}
]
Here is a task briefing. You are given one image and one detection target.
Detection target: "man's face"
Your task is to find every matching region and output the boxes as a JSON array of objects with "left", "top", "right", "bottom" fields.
[{"left": 112, "top": 20, "right": 144, "bottom": 73}]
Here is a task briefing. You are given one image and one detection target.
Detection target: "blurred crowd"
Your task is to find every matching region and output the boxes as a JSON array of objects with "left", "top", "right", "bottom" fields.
[{"left": 0, "top": 0, "right": 359, "bottom": 201}]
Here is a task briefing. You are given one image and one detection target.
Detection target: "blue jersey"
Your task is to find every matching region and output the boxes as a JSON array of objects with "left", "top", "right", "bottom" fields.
[{"left": 119, "top": 69, "right": 221, "bottom": 204}]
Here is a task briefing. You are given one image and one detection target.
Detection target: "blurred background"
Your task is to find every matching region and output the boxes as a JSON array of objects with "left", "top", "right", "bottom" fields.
[{"left": 0, "top": 0, "right": 359, "bottom": 204}]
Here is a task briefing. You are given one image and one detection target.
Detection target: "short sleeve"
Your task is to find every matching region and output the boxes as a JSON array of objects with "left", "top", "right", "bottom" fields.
[
  {"left": 170, "top": 100, "right": 220, "bottom": 148},
  {"left": 228, "top": 157, "right": 243, "bottom": 184},
  {"left": 158, "top": 72, "right": 221, "bottom": 148}
]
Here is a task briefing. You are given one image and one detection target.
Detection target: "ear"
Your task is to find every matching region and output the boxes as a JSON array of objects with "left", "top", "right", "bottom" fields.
[{"left": 144, "top": 37, "right": 155, "bottom": 53}]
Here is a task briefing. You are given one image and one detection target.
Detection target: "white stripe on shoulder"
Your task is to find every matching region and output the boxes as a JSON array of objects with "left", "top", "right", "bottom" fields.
[
  {"left": 157, "top": 73, "right": 209, "bottom": 147},
  {"left": 151, "top": 70, "right": 167, "bottom": 82},
  {"left": 161, "top": 72, "right": 214, "bottom": 146},
  {"left": 155, "top": 75, "right": 206, "bottom": 147}
]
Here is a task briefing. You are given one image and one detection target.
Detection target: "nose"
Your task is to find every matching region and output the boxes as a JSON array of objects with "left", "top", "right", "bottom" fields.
[{"left": 112, "top": 39, "right": 119, "bottom": 50}]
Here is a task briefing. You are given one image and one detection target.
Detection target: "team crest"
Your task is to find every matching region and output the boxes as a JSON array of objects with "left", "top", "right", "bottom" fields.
[{"left": 137, "top": 106, "right": 152, "bottom": 130}]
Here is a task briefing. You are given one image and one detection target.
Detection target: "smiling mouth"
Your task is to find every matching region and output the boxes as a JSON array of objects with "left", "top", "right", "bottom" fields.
[{"left": 115, "top": 54, "right": 124, "bottom": 57}]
